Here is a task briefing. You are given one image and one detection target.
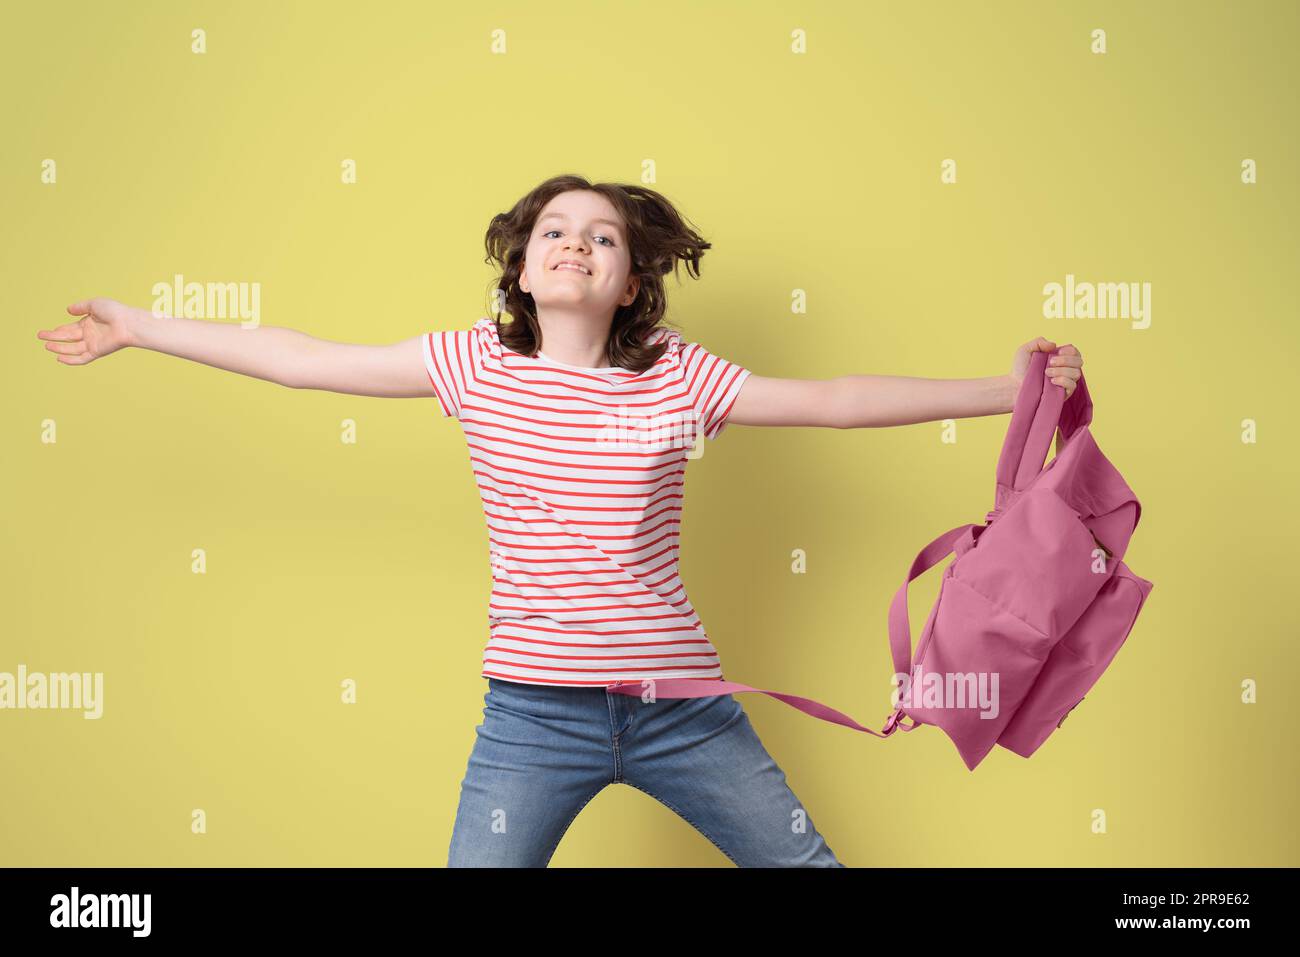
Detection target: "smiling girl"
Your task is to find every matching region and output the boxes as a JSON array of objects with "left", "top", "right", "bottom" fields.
[{"left": 38, "top": 173, "right": 1081, "bottom": 867}]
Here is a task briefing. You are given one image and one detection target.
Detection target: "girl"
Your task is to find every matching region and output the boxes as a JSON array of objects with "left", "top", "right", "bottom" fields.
[{"left": 38, "top": 174, "right": 1082, "bottom": 868}]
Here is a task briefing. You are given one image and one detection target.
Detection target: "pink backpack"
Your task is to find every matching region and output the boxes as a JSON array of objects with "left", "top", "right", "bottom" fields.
[{"left": 608, "top": 349, "right": 1154, "bottom": 770}]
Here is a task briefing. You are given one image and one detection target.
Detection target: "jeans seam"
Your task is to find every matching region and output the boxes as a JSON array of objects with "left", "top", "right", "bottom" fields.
[
  {"left": 606, "top": 691, "right": 633, "bottom": 781},
  {"left": 541, "top": 786, "right": 606, "bottom": 867},
  {"left": 622, "top": 780, "right": 742, "bottom": 867}
]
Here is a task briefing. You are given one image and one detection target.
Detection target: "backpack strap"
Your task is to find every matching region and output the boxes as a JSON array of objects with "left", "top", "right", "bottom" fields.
[
  {"left": 606, "top": 521, "right": 976, "bottom": 739},
  {"left": 887, "top": 522, "right": 979, "bottom": 678},
  {"left": 605, "top": 677, "right": 912, "bottom": 738}
]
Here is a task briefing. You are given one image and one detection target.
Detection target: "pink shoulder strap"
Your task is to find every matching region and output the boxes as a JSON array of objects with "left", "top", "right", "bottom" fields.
[{"left": 606, "top": 522, "right": 974, "bottom": 737}]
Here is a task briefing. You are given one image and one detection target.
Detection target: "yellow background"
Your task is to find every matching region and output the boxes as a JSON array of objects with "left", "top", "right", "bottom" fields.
[{"left": 2, "top": 0, "right": 1296, "bottom": 867}]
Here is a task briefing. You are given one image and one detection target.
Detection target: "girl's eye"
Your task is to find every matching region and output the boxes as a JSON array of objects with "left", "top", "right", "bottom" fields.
[{"left": 542, "top": 229, "right": 615, "bottom": 247}]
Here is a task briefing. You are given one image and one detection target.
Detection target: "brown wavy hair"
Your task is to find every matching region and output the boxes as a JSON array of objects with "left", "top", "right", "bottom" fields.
[{"left": 483, "top": 174, "right": 712, "bottom": 373}]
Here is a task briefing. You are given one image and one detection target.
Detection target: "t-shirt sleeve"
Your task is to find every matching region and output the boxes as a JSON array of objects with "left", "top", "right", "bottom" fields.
[
  {"left": 680, "top": 340, "right": 752, "bottom": 440},
  {"left": 421, "top": 328, "right": 478, "bottom": 418}
]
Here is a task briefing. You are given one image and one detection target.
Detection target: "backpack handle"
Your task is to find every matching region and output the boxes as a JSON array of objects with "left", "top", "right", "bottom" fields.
[{"left": 996, "top": 349, "right": 1094, "bottom": 493}]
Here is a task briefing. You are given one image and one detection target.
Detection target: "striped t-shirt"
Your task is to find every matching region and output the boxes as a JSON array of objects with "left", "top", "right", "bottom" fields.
[{"left": 422, "top": 316, "right": 751, "bottom": 688}]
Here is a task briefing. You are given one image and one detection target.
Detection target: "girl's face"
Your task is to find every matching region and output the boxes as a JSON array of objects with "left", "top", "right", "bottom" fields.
[{"left": 519, "top": 190, "right": 640, "bottom": 316}]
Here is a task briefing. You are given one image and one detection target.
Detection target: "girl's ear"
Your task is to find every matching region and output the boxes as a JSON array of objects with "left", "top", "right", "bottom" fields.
[{"left": 622, "top": 275, "right": 639, "bottom": 306}]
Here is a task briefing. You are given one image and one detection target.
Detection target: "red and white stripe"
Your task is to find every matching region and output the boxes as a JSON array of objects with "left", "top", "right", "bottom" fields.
[{"left": 422, "top": 317, "right": 751, "bottom": 687}]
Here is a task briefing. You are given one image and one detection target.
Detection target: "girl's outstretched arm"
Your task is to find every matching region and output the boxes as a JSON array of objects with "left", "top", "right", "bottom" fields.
[
  {"left": 37, "top": 298, "right": 437, "bottom": 399},
  {"left": 727, "top": 337, "right": 1082, "bottom": 430}
]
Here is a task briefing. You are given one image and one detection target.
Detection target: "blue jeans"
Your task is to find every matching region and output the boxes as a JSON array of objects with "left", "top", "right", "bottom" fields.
[{"left": 447, "top": 677, "right": 845, "bottom": 867}]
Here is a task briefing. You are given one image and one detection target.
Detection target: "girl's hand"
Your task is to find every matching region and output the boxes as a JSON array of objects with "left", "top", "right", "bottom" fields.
[
  {"left": 37, "top": 298, "right": 138, "bottom": 365},
  {"left": 1008, "top": 337, "right": 1082, "bottom": 399}
]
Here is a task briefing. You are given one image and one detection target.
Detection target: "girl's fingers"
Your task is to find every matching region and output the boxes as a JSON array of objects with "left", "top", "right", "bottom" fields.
[
  {"left": 1042, "top": 340, "right": 1081, "bottom": 393},
  {"left": 38, "top": 323, "right": 84, "bottom": 341},
  {"left": 45, "top": 340, "right": 86, "bottom": 356},
  {"left": 67, "top": 300, "right": 94, "bottom": 316}
]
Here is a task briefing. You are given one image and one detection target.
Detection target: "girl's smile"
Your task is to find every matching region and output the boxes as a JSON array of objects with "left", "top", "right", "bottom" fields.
[{"left": 552, "top": 259, "right": 592, "bottom": 275}]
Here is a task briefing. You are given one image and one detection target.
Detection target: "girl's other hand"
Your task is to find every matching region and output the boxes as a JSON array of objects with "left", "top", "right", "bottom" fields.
[
  {"left": 1008, "top": 337, "right": 1082, "bottom": 399},
  {"left": 38, "top": 298, "right": 137, "bottom": 365}
]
